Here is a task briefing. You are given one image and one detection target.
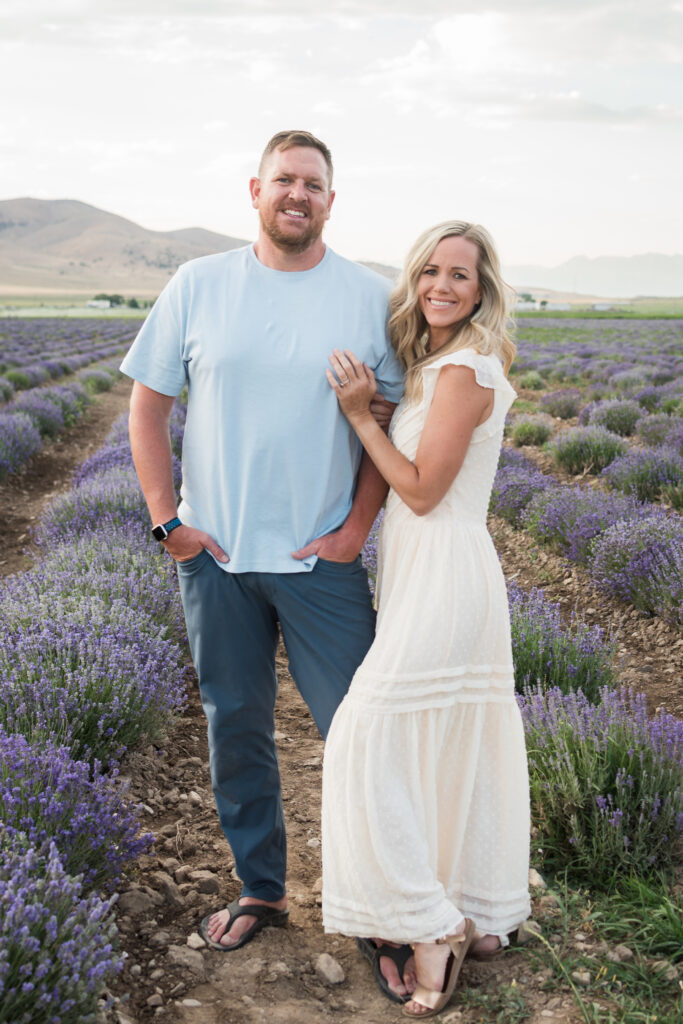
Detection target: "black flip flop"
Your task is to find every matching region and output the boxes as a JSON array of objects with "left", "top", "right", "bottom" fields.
[
  {"left": 356, "top": 936, "right": 413, "bottom": 1004},
  {"left": 199, "top": 898, "right": 289, "bottom": 952}
]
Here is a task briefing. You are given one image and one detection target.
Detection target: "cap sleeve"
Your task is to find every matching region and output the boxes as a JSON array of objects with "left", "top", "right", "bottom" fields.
[{"left": 421, "top": 348, "right": 516, "bottom": 440}]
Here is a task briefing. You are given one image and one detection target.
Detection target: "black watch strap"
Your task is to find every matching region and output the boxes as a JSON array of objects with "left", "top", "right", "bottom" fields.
[{"left": 151, "top": 517, "right": 182, "bottom": 541}]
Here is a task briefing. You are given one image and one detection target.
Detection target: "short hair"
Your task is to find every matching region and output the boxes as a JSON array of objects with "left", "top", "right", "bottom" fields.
[
  {"left": 258, "top": 130, "right": 334, "bottom": 188},
  {"left": 389, "top": 220, "right": 516, "bottom": 401}
]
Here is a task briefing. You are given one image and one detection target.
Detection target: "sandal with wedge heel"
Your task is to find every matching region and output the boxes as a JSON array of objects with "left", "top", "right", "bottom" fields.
[{"left": 402, "top": 918, "right": 475, "bottom": 1019}]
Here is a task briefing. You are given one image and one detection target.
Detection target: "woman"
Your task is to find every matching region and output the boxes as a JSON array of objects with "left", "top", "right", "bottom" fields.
[{"left": 321, "top": 221, "right": 531, "bottom": 1019}]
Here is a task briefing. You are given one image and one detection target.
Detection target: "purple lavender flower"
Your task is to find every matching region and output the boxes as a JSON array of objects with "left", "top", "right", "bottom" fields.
[
  {"left": 523, "top": 485, "right": 646, "bottom": 563},
  {"left": 540, "top": 389, "right": 583, "bottom": 419},
  {"left": 0, "top": 730, "right": 153, "bottom": 891},
  {"left": 0, "top": 830, "right": 123, "bottom": 1022},
  {"left": 0, "top": 412, "right": 42, "bottom": 480},
  {"left": 589, "top": 515, "right": 683, "bottom": 624},
  {"left": 601, "top": 447, "right": 683, "bottom": 504},
  {"left": 518, "top": 685, "right": 682, "bottom": 881}
]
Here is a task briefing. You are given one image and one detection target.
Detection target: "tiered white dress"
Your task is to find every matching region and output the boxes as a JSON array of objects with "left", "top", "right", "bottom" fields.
[{"left": 322, "top": 348, "right": 530, "bottom": 943}]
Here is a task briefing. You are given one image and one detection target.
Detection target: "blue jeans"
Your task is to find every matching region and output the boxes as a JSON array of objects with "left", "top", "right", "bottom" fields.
[{"left": 177, "top": 552, "right": 376, "bottom": 902}]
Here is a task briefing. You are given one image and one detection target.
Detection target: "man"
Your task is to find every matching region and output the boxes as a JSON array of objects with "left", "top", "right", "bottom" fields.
[{"left": 121, "top": 131, "right": 404, "bottom": 957}]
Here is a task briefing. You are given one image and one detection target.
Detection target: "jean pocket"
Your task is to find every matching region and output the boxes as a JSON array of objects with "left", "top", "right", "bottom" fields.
[
  {"left": 175, "top": 549, "right": 210, "bottom": 573},
  {"left": 315, "top": 556, "right": 362, "bottom": 572}
]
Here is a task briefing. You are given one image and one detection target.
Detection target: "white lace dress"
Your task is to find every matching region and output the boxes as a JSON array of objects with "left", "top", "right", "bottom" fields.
[{"left": 322, "top": 349, "right": 531, "bottom": 943}]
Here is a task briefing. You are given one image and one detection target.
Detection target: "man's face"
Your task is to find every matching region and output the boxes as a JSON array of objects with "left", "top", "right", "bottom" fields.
[{"left": 250, "top": 146, "right": 335, "bottom": 254}]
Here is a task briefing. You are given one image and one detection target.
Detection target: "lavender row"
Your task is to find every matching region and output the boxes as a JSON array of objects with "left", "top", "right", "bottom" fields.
[
  {"left": 0, "top": 317, "right": 137, "bottom": 387},
  {"left": 491, "top": 448, "right": 682, "bottom": 623},
  {"left": 0, "top": 406, "right": 187, "bottom": 1023},
  {"left": 0, "top": 364, "right": 124, "bottom": 481}
]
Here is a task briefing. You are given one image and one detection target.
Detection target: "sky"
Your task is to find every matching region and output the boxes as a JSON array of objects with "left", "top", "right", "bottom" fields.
[{"left": 1, "top": 0, "right": 682, "bottom": 269}]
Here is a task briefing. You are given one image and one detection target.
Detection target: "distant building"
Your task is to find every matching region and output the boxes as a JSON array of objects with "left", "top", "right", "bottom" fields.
[
  {"left": 546, "top": 302, "right": 572, "bottom": 311},
  {"left": 592, "top": 303, "right": 613, "bottom": 311},
  {"left": 86, "top": 299, "right": 111, "bottom": 309},
  {"left": 515, "top": 300, "right": 539, "bottom": 311}
]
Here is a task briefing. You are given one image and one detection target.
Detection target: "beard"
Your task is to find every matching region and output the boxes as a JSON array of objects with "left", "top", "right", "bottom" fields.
[{"left": 259, "top": 206, "right": 326, "bottom": 254}]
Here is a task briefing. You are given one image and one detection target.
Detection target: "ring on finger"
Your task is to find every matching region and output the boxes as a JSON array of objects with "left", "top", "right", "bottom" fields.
[{"left": 339, "top": 376, "right": 350, "bottom": 386}]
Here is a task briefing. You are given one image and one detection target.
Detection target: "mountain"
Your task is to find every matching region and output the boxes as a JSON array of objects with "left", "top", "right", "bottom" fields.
[
  {"left": 505, "top": 253, "right": 683, "bottom": 299},
  {"left": 1, "top": 198, "right": 681, "bottom": 298},
  {"left": 0, "top": 198, "right": 249, "bottom": 295}
]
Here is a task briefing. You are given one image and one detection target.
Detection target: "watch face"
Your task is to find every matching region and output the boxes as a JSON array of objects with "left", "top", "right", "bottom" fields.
[{"left": 152, "top": 524, "right": 168, "bottom": 541}]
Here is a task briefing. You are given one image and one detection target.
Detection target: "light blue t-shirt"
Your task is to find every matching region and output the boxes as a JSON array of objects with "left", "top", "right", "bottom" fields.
[{"left": 120, "top": 244, "right": 404, "bottom": 573}]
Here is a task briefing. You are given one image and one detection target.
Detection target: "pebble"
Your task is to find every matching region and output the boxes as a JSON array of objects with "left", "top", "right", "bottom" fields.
[
  {"left": 313, "top": 876, "right": 323, "bottom": 894},
  {"left": 148, "top": 930, "right": 172, "bottom": 949},
  {"left": 307, "top": 838, "right": 321, "bottom": 848},
  {"left": 528, "top": 868, "right": 547, "bottom": 889},
  {"left": 608, "top": 944, "right": 634, "bottom": 963},
  {"left": 315, "top": 952, "right": 345, "bottom": 985},
  {"left": 117, "top": 890, "right": 155, "bottom": 916},
  {"left": 146, "top": 994, "right": 163, "bottom": 1007},
  {"left": 129, "top": 964, "right": 142, "bottom": 978},
  {"left": 150, "top": 968, "right": 165, "bottom": 981},
  {"left": 189, "top": 869, "right": 220, "bottom": 894},
  {"left": 149, "top": 871, "right": 184, "bottom": 909},
  {"left": 187, "top": 931, "right": 206, "bottom": 950},
  {"left": 174, "top": 864, "right": 194, "bottom": 884},
  {"left": 166, "top": 944, "right": 206, "bottom": 979},
  {"left": 115, "top": 1014, "right": 137, "bottom": 1024},
  {"left": 571, "top": 970, "right": 591, "bottom": 986},
  {"left": 188, "top": 791, "right": 202, "bottom": 806},
  {"left": 181, "top": 1000, "right": 202, "bottom": 1007}
]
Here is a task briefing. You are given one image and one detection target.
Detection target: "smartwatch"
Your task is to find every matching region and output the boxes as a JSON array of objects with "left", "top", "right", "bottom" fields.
[{"left": 151, "top": 517, "right": 182, "bottom": 542}]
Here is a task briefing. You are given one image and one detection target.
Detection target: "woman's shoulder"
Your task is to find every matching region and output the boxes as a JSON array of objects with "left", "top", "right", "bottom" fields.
[{"left": 422, "top": 347, "right": 507, "bottom": 391}]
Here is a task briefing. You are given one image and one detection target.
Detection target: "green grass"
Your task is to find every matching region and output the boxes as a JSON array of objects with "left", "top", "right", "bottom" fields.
[{"left": 525, "top": 874, "right": 683, "bottom": 1024}]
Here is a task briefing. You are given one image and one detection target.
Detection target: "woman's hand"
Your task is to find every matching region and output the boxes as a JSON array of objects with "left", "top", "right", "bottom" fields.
[{"left": 326, "top": 349, "right": 377, "bottom": 423}]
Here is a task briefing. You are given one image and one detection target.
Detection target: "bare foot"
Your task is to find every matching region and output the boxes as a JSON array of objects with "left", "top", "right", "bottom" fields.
[
  {"left": 207, "top": 895, "right": 288, "bottom": 948},
  {"left": 404, "top": 920, "right": 467, "bottom": 1017},
  {"left": 470, "top": 932, "right": 502, "bottom": 956},
  {"left": 372, "top": 938, "right": 417, "bottom": 999}
]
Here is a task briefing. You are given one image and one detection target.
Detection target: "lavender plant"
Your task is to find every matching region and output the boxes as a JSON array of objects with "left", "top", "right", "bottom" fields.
[
  {"left": 518, "top": 686, "right": 683, "bottom": 883},
  {"left": 0, "top": 731, "right": 152, "bottom": 891},
  {"left": 637, "top": 413, "right": 682, "bottom": 448},
  {"left": 523, "top": 485, "right": 645, "bottom": 563},
  {"left": 539, "top": 388, "right": 582, "bottom": 419},
  {"left": 510, "top": 416, "right": 553, "bottom": 447},
  {"left": 8, "top": 390, "right": 65, "bottom": 439},
  {"left": 7, "top": 532, "right": 186, "bottom": 642},
  {"left": 490, "top": 462, "right": 557, "bottom": 525},
  {"left": 549, "top": 426, "right": 627, "bottom": 475},
  {"left": 0, "top": 413, "right": 42, "bottom": 480},
  {"left": 35, "top": 465, "right": 150, "bottom": 544},
  {"left": 508, "top": 583, "right": 615, "bottom": 701},
  {"left": 517, "top": 370, "right": 546, "bottom": 390},
  {"left": 0, "top": 833, "right": 123, "bottom": 1024},
  {"left": 0, "top": 377, "right": 13, "bottom": 403},
  {"left": 589, "top": 515, "right": 683, "bottom": 624},
  {"left": 78, "top": 368, "right": 115, "bottom": 394},
  {"left": 601, "top": 446, "right": 683, "bottom": 507},
  {"left": 0, "top": 598, "right": 187, "bottom": 763},
  {"left": 587, "top": 399, "right": 642, "bottom": 436}
]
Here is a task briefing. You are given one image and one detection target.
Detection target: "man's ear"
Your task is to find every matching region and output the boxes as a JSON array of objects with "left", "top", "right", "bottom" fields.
[
  {"left": 326, "top": 189, "right": 336, "bottom": 220},
  {"left": 249, "top": 177, "right": 261, "bottom": 209}
]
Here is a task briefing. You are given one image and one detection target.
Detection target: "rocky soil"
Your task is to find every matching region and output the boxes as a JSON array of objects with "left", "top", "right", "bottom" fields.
[{"left": 1, "top": 380, "right": 679, "bottom": 1024}]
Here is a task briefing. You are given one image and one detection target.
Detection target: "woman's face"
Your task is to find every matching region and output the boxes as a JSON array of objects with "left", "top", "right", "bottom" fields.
[{"left": 417, "top": 235, "right": 481, "bottom": 349}]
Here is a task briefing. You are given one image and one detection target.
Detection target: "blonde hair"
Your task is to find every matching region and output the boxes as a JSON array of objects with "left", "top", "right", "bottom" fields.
[{"left": 389, "top": 220, "right": 516, "bottom": 402}]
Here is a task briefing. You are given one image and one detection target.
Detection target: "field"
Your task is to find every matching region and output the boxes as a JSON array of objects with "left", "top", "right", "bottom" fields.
[{"left": 0, "top": 317, "right": 681, "bottom": 1024}]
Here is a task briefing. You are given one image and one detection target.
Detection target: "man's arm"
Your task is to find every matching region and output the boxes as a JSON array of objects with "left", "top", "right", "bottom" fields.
[
  {"left": 291, "top": 399, "right": 397, "bottom": 563},
  {"left": 129, "top": 381, "right": 228, "bottom": 563}
]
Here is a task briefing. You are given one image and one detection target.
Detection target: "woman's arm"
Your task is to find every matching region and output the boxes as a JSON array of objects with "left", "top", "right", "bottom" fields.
[{"left": 327, "top": 349, "right": 493, "bottom": 517}]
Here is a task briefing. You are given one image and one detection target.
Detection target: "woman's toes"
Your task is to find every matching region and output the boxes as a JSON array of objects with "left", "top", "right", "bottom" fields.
[{"left": 379, "top": 955, "right": 406, "bottom": 996}]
